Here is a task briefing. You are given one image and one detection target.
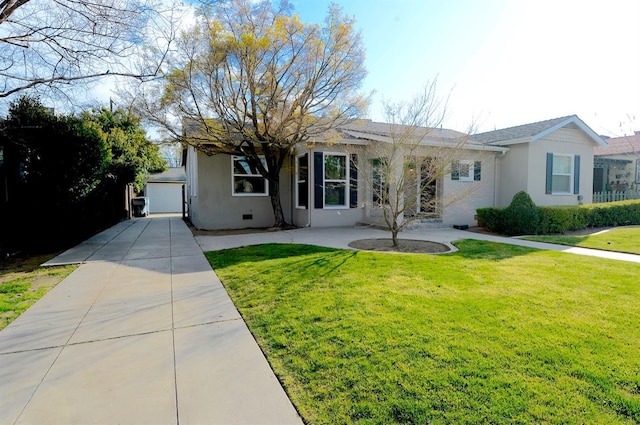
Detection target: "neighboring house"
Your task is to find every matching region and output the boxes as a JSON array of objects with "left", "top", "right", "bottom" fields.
[
  {"left": 472, "top": 115, "right": 606, "bottom": 207},
  {"left": 144, "top": 167, "right": 187, "bottom": 213},
  {"left": 593, "top": 132, "right": 640, "bottom": 193},
  {"left": 185, "top": 115, "right": 606, "bottom": 230}
]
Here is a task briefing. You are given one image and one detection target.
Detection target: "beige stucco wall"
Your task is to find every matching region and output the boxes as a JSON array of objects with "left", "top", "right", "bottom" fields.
[
  {"left": 497, "top": 143, "right": 529, "bottom": 206},
  {"left": 189, "top": 151, "right": 292, "bottom": 230},
  {"left": 441, "top": 150, "right": 499, "bottom": 225}
]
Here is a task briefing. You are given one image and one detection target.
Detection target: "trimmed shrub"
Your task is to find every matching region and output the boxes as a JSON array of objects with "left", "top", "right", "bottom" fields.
[
  {"left": 476, "top": 207, "right": 504, "bottom": 233},
  {"left": 583, "top": 200, "right": 640, "bottom": 227},
  {"left": 538, "top": 206, "right": 588, "bottom": 234},
  {"left": 502, "top": 191, "right": 540, "bottom": 236}
]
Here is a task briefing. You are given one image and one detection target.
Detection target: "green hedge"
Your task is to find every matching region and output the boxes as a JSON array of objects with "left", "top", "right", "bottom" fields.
[{"left": 477, "top": 196, "right": 640, "bottom": 236}]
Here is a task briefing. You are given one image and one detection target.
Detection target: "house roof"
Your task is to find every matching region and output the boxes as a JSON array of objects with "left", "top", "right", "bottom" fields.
[
  {"left": 471, "top": 115, "right": 607, "bottom": 147},
  {"left": 147, "top": 167, "right": 187, "bottom": 183},
  {"left": 332, "top": 119, "right": 508, "bottom": 152},
  {"left": 594, "top": 132, "right": 640, "bottom": 156}
]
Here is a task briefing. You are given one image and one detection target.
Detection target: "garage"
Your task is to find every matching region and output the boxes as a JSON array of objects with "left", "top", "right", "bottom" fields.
[{"left": 144, "top": 167, "right": 186, "bottom": 213}]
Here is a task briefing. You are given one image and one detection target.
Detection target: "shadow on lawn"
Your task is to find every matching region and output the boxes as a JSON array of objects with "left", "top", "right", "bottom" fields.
[
  {"left": 451, "top": 239, "right": 540, "bottom": 261},
  {"left": 205, "top": 243, "right": 346, "bottom": 269}
]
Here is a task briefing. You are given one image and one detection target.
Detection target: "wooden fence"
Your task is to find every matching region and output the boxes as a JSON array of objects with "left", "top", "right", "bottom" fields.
[{"left": 593, "top": 190, "right": 640, "bottom": 203}]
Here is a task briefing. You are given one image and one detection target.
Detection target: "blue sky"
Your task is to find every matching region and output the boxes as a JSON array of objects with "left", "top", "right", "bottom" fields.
[{"left": 292, "top": 0, "right": 640, "bottom": 136}]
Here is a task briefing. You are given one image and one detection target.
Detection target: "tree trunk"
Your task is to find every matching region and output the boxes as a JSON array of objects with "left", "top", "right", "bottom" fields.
[
  {"left": 269, "top": 176, "right": 288, "bottom": 228},
  {"left": 391, "top": 221, "right": 399, "bottom": 247}
]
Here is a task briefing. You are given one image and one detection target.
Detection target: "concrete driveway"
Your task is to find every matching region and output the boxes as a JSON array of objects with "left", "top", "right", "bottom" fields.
[
  {"left": 2, "top": 217, "right": 639, "bottom": 425},
  {"left": 0, "top": 216, "right": 302, "bottom": 425}
]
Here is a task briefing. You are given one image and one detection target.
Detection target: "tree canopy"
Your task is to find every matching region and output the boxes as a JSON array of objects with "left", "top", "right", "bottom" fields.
[
  {"left": 131, "top": 0, "right": 368, "bottom": 226},
  {"left": 83, "top": 108, "right": 167, "bottom": 191},
  {"left": 0, "top": 0, "right": 181, "bottom": 99}
]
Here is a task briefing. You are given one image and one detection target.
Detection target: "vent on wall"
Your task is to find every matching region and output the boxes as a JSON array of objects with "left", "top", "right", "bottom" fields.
[{"left": 242, "top": 214, "right": 253, "bottom": 220}]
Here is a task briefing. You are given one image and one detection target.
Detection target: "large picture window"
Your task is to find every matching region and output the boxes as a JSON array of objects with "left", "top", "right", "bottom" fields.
[
  {"left": 296, "top": 154, "right": 308, "bottom": 208},
  {"left": 232, "top": 156, "right": 268, "bottom": 196},
  {"left": 324, "top": 153, "right": 348, "bottom": 207}
]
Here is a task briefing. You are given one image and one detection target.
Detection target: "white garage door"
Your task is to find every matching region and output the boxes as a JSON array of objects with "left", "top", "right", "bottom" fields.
[{"left": 146, "top": 183, "right": 183, "bottom": 213}]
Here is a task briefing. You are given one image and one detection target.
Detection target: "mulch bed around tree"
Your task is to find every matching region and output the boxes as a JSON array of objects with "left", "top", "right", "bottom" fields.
[{"left": 348, "top": 239, "right": 451, "bottom": 253}]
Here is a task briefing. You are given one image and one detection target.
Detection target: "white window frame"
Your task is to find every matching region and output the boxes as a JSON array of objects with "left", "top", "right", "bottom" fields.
[
  {"left": 295, "top": 154, "right": 308, "bottom": 209},
  {"left": 636, "top": 160, "right": 640, "bottom": 184},
  {"left": 231, "top": 155, "right": 269, "bottom": 197},
  {"left": 323, "top": 152, "right": 349, "bottom": 209},
  {"left": 551, "top": 153, "right": 573, "bottom": 195}
]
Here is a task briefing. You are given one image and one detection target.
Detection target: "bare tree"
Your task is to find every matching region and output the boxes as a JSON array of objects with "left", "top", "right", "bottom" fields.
[
  {"left": 0, "top": 0, "right": 183, "bottom": 99},
  {"left": 127, "top": 0, "right": 368, "bottom": 227},
  {"left": 354, "top": 82, "right": 482, "bottom": 246}
]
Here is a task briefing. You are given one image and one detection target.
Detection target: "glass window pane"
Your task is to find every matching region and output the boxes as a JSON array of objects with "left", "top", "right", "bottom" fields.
[
  {"left": 553, "top": 156, "right": 571, "bottom": 174},
  {"left": 298, "top": 155, "right": 308, "bottom": 181},
  {"left": 325, "top": 182, "right": 346, "bottom": 206},
  {"left": 325, "top": 155, "right": 346, "bottom": 180},
  {"left": 234, "top": 176, "right": 266, "bottom": 194},
  {"left": 552, "top": 175, "right": 570, "bottom": 193}
]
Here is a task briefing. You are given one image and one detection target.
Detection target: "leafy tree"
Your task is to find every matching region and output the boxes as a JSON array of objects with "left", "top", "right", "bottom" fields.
[
  {"left": 83, "top": 108, "right": 166, "bottom": 191},
  {"left": 130, "top": 0, "right": 368, "bottom": 227},
  {"left": 2, "top": 96, "right": 108, "bottom": 205},
  {"left": 0, "top": 0, "right": 182, "bottom": 99}
]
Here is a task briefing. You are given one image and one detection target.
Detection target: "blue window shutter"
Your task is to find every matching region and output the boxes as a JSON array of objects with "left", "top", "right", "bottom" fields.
[
  {"left": 545, "top": 153, "right": 553, "bottom": 194},
  {"left": 474, "top": 161, "right": 481, "bottom": 181},
  {"left": 314, "top": 152, "right": 323, "bottom": 208},
  {"left": 574, "top": 155, "right": 581, "bottom": 194},
  {"left": 350, "top": 154, "right": 358, "bottom": 208},
  {"left": 451, "top": 160, "right": 460, "bottom": 180}
]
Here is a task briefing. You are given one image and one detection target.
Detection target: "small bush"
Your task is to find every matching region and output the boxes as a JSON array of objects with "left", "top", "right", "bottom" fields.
[
  {"left": 502, "top": 191, "right": 540, "bottom": 236},
  {"left": 476, "top": 207, "right": 504, "bottom": 233}
]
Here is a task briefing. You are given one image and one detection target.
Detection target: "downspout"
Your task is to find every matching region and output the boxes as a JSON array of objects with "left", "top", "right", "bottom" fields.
[
  {"left": 494, "top": 149, "right": 507, "bottom": 206},
  {"left": 305, "top": 149, "right": 312, "bottom": 227}
]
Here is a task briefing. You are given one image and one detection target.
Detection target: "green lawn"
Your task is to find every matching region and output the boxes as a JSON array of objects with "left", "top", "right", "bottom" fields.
[
  {"left": 206, "top": 241, "right": 640, "bottom": 425},
  {"left": 0, "top": 254, "right": 77, "bottom": 330},
  {"left": 523, "top": 226, "right": 640, "bottom": 255}
]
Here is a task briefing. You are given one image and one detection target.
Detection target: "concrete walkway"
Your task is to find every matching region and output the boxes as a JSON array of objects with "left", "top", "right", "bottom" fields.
[
  {"left": 2, "top": 219, "right": 639, "bottom": 425},
  {"left": 0, "top": 216, "right": 302, "bottom": 425},
  {"left": 195, "top": 225, "right": 640, "bottom": 264}
]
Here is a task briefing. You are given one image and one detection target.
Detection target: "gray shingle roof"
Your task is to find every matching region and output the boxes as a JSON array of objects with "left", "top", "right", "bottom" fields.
[
  {"left": 471, "top": 115, "right": 577, "bottom": 145},
  {"left": 337, "top": 119, "right": 468, "bottom": 141}
]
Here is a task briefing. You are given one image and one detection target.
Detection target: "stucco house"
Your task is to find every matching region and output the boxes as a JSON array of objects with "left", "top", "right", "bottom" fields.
[
  {"left": 593, "top": 132, "right": 640, "bottom": 193},
  {"left": 185, "top": 115, "right": 605, "bottom": 230}
]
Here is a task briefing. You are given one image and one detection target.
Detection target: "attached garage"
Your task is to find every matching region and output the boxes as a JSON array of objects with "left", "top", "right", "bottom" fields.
[{"left": 144, "top": 167, "right": 186, "bottom": 213}]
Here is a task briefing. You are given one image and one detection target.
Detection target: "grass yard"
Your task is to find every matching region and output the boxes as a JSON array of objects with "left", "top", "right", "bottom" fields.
[
  {"left": 0, "top": 254, "right": 77, "bottom": 330},
  {"left": 206, "top": 241, "right": 640, "bottom": 425},
  {"left": 523, "top": 226, "right": 640, "bottom": 255}
]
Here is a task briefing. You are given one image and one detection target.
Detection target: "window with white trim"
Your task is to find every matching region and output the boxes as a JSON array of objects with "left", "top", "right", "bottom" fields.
[
  {"left": 324, "top": 153, "right": 348, "bottom": 207},
  {"left": 551, "top": 154, "right": 573, "bottom": 194},
  {"left": 296, "top": 154, "right": 308, "bottom": 208},
  {"left": 451, "top": 160, "right": 481, "bottom": 181},
  {"left": 636, "top": 161, "right": 640, "bottom": 184},
  {"left": 232, "top": 155, "right": 268, "bottom": 196}
]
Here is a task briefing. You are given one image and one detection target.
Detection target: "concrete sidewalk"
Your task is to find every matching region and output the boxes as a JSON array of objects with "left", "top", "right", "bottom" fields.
[
  {"left": 0, "top": 216, "right": 302, "bottom": 425},
  {"left": 195, "top": 225, "right": 640, "bottom": 264}
]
